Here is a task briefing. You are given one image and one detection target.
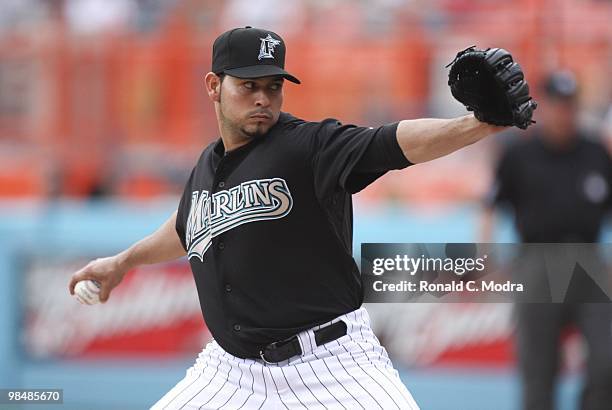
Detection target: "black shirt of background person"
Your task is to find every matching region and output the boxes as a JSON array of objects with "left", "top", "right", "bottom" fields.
[{"left": 489, "top": 132, "right": 612, "bottom": 243}]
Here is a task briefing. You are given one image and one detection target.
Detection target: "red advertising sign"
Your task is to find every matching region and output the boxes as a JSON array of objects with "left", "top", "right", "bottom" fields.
[
  {"left": 23, "top": 258, "right": 210, "bottom": 358},
  {"left": 22, "top": 257, "right": 584, "bottom": 369},
  {"left": 368, "top": 303, "right": 584, "bottom": 370}
]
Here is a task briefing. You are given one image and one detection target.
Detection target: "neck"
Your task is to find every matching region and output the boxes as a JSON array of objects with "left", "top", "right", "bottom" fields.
[
  {"left": 539, "top": 132, "right": 577, "bottom": 153},
  {"left": 541, "top": 125, "right": 577, "bottom": 150},
  {"left": 220, "top": 129, "right": 252, "bottom": 153}
]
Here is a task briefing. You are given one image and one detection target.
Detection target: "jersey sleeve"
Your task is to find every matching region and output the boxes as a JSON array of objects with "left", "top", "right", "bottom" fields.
[
  {"left": 175, "top": 168, "right": 195, "bottom": 252},
  {"left": 311, "top": 119, "right": 412, "bottom": 198}
]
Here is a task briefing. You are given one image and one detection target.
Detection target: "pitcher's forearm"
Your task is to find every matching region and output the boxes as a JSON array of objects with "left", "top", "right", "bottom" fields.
[
  {"left": 397, "top": 115, "right": 506, "bottom": 164},
  {"left": 116, "top": 211, "right": 186, "bottom": 270}
]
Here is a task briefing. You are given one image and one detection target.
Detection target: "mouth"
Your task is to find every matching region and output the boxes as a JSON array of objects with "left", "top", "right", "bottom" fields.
[{"left": 249, "top": 113, "right": 272, "bottom": 120}]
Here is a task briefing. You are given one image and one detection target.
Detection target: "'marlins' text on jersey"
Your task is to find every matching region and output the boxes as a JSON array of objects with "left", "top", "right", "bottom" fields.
[{"left": 185, "top": 178, "right": 293, "bottom": 261}]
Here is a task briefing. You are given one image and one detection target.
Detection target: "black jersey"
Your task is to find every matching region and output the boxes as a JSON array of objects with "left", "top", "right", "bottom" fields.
[
  {"left": 175, "top": 112, "right": 411, "bottom": 358},
  {"left": 489, "top": 132, "right": 612, "bottom": 242}
]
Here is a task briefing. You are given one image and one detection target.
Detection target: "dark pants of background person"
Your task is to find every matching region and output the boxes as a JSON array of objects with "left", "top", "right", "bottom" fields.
[{"left": 515, "top": 303, "right": 612, "bottom": 410}]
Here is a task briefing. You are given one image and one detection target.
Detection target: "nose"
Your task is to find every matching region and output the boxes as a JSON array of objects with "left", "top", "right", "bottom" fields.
[{"left": 254, "top": 90, "right": 270, "bottom": 108}]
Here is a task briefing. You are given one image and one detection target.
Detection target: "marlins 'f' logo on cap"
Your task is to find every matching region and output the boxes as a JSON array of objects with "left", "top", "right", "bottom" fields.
[
  {"left": 258, "top": 34, "right": 282, "bottom": 60},
  {"left": 211, "top": 27, "right": 301, "bottom": 83}
]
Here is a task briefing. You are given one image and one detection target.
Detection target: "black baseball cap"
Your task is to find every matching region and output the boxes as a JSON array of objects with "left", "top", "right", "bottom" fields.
[
  {"left": 542, "top": 71, "right": 578, "bottom": 100},
  {"left": 212, "top": 26, "right": 300, "bottom": 84}
]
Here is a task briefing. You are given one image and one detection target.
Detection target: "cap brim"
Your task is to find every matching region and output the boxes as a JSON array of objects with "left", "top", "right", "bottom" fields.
[{"left": 223, "top": 65, "right": 301, "bottom": 84}]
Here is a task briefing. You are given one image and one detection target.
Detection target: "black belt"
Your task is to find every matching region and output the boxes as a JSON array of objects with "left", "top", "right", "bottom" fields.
[{"left": 259, "top": 320, "right": 347, "bottom": 363}]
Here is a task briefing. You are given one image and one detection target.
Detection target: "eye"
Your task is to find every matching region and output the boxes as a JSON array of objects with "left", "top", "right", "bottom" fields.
[
  {"left": 270, "top": 83, "right": 283, "bottom": 91},
  {"left": 244, "top": 81, "right": 255, "bottom": 89}
]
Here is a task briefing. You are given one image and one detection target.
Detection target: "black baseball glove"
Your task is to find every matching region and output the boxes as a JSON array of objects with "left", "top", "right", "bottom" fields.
[{"left": 447, "top": 46, "right": 537, "bottom": 129}]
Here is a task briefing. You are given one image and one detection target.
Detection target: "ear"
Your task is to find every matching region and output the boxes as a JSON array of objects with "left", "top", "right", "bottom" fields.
[{"left": 205, "top": 72, "right": 221, "bottom": 103}]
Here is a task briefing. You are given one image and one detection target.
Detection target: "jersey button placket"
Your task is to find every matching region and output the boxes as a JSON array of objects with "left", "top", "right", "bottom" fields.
[
  {"left": 214, "top": 156, "right": 235, "bottom": 333},
  {"left": 212, "top": 155, "right": 226, "bottom": 194}
]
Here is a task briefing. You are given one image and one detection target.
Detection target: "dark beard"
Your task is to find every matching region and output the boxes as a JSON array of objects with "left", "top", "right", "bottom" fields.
[
  {"left": 219, "top": 104, "right": 261, "bottom": 139},
  {"left": 218, "top": 93, "right": 272, "bottom": 139},
  {"left": 223, "top": 113, "right": 269, "bottom": 139},
  {"left": 240, "top": 125, "right": 267, "bottom": 139}
]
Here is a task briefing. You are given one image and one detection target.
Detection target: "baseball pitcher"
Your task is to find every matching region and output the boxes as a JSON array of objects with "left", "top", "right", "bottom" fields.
[{"left": 69, "top": 27, "right": 536, "bottom": 409}]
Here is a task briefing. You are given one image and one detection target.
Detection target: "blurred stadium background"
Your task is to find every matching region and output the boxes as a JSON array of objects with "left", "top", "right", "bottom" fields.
[{"left": 0, "top": 0, "right": 610, "bottom": 409}]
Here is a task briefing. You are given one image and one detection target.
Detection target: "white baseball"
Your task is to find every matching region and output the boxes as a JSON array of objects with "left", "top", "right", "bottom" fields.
[{"left": 74, "top": 280, "right": 101, "bottom": 305}]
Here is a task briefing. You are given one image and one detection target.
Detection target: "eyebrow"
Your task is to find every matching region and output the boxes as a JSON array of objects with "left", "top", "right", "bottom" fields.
[
  {"left": 248, "top": 78, "right": 285, "bottom": 86},
  {"left": 241, "top": 78, "right": 283, "bottom": 83}
]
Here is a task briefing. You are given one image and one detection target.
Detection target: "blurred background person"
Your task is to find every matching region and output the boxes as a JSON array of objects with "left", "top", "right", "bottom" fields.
[{"left": 480, "top": 71, "right": 612, "bottom": 410}]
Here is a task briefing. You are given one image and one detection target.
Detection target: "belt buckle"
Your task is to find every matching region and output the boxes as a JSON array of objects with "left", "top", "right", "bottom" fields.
[
  {"left": 259, "top": 336, "right": 298, "bottom": 364},
  {"left": 259, "top": 339, "right": 289, "bottom": 364},
  {"left": 259, "top": 348, "right": 276, "bottom": 365}
]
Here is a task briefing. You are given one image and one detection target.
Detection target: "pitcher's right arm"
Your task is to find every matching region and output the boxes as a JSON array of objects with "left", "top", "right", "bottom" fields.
[{"left": 68, "top": 211, "right": 186, "bottom": 302}]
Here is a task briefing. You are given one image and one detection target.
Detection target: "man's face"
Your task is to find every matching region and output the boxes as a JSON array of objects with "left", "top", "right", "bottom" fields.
[
  {"left": 218, "top": 75, "right": 284, "bottom": 139},
  {"left": 541, "top": 96, "right": 578, "bottom": 143}
]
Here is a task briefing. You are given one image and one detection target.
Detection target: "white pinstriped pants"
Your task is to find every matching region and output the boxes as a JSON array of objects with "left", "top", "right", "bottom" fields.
[{"left": 151, "top": 307, "right": 419, "bottom": 409}]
